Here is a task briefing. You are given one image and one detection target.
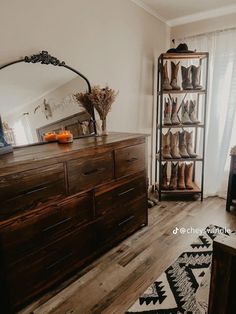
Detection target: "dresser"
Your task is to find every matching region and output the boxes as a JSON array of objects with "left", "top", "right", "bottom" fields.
[
  {"left": 0, "top": 133, "right": 148, "bottom": 313},
  {"left": 226, "top": 154, "right": 236, "bottom": 211}
]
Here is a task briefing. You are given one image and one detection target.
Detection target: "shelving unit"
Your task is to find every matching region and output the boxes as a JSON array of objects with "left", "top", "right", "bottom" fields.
[{"left": 154, "top": 52, "right": 209, "bottom": 201}]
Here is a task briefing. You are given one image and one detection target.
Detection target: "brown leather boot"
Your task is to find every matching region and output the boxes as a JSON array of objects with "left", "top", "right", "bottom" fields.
[
  {"left": 178, "top": 163, "right": 186, "bottom": 189},
  {"left": 162, "top": 133, "right": 172, "bottom": 159},
  {"left": 181, "top": 66, "right": 193, "bottom": 90},
  {"left": 170, "top": 132, "right": 181, "bottom": 158},
  {"left": 169, "top": 162, "right": 178, "bottom": 190},
  {"left": 186, "top": 131, "right": 197, "bottom": 158},
  {"left": 185, "top": 163, "right": 194, "bottom": 190},
  {"left": 163, "top": 62, "right": 172, "bottom": 90},
  {"left": 191, "top": 65, "right": 203, "bottom": 90},
  {"left": 161, "top": 162, "right": 168, "bottom": 190},
  {"left": 164, "top": 98, "right": 172, "bottom": 125},
  {"left": 179, "top": 131, "right": 189, "bottom": 158},
  {"left": 170, "top": 61, "right": 180, "bottom": 90},
  {"left": 171, "top": 98, "right": 180, "bottom": 125}
]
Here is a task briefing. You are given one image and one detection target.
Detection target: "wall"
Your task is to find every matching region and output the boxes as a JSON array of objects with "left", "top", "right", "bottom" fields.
[{"left": 171, "top": 13, "right": 236, "bottom": 39}]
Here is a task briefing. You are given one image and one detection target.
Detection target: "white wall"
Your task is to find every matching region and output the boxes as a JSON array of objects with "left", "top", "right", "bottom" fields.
[{"left": 171, "top": 13, "right": 236, "bottom": 39}]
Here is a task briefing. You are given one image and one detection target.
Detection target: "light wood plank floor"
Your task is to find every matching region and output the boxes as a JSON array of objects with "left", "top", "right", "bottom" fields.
[{"left": 21, "top": 197, "right": 236, "bottom": 314}]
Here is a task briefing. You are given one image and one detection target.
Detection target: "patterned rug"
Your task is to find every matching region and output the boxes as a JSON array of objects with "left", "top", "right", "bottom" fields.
[{"left": 126, "top": 225, "right": 236, "bottom": 314}]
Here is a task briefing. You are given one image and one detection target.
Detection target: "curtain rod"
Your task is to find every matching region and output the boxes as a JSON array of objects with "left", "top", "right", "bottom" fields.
[{"left": 176, "top": 26, "right": 236, "bottom": 41}]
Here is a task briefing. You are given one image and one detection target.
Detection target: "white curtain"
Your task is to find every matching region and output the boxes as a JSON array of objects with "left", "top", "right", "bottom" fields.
[{"left": 177, "top": 28, "right": 236, "bottom": 197}]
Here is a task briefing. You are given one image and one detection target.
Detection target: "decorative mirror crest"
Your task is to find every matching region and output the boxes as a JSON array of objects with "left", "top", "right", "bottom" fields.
[{"left": 24, "top": 51, "right": 65, "bottom": 66}]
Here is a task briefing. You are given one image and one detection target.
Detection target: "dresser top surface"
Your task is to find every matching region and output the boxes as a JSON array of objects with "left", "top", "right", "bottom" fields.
[{"left": 0, "top": 132, "right": 148, "bottom": 172}]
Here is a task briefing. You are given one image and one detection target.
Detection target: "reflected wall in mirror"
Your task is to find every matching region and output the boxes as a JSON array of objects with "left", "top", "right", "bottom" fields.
[{"left": 0, "top": 51, "right": 96, "bottom": 147}]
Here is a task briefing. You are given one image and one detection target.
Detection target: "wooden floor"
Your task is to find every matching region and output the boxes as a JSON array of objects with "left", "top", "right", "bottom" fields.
[{"left": 21, "top": 197, "right": 236, "bottom": 314}]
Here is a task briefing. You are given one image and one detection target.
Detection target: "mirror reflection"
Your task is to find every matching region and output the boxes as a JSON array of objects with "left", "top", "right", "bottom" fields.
[{"left": 0, "top": 62, "right": 93, "bottom": 147}]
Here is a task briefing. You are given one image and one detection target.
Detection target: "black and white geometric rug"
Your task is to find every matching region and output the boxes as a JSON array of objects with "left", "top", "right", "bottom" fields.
[{"left": 126, "top": 225, "right": 236, "bottom": 314}]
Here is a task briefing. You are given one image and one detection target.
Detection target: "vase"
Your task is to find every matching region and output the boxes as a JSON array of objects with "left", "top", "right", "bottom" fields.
[{"left": 101, "top": 119, "right": 108, "bottom": 136}]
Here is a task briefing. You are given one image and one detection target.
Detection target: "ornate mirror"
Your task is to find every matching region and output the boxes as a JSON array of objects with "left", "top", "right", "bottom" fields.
[{"left": 0, "top": 51, "right": 96, "bottom": 148}]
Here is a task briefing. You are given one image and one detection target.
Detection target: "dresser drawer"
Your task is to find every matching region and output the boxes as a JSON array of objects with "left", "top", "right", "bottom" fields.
[
  {"left": 96, "top": 196, "right": 147, "bottom": 247},
  {"left": 67, "top": 152, "right": 114, "bottom": 194},
  {"left": 6, "top": 223, "right": 96, "bottom": 309},
  {"left": 95, "top": 173, "right": 147, "bottom": 217},
  {"left": 0, "top": 164, "right": 65, "bottom": 219},
  {"left": 115, "top": 143, "right": 145, "bottom": 178},
  {"left": 0, "top": 193, "right": 93, "bottom": 265}
]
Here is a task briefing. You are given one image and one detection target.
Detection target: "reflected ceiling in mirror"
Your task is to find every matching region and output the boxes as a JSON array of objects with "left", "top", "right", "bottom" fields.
[{"left": 0, "top": 55, "right": 94, "bottom": 147}]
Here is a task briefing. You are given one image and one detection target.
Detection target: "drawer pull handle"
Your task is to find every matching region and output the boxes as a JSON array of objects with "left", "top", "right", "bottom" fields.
[
  {"left": 43, "top": 217, "right": 72, "bottom": 232},
  {"left": 126, "top": 157, "right": 138, "bottom": 163},
  {"left": 83, "top": 168, "right": 99, "bottom": 176},
  {"left": 118, "top": 215, "right": 135, "bottom": 227},
  {"left": 46, "top": 252, "right": 73, "bottom": 271},
  {"left": 118, "top": 187, "right": 135, "bottom": 197}
]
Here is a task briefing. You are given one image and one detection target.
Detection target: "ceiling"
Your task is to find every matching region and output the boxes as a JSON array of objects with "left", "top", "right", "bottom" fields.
[{"left": 134, "top": 0, "right": 236, "bottom": 25}]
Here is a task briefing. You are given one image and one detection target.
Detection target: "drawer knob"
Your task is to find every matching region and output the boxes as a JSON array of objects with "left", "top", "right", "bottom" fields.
[
  {"left": 118, "top": 215, "right": 135, "bottom": 227},
  {"left": 43, "top": 217, "right": 72, "bottom": 233},
  {"left": 83, "top": 168, "right": 99, "bottom": 176},
  {"left": 118, "top": 187, "right": 135, "bottom": 197},
  {"left": 46, "top": 252, "right": 73, "bottom": 271},
  {"left": 126, "top": 157, "right": 138, "bottom": 163}
]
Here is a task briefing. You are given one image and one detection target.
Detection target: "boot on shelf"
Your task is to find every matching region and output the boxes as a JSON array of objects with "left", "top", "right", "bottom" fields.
[
  {"left": 170, "top": 132, "right": 181, "bottom": 159},
  {"left": 171, "top": 98, "right": 180, "bottom": 125},
  {"left": 169, "top": 162, "right": 178, "bottom": 190},
  {"left": 186, "top": 131, "right": 197, "bottom": 158},
  {"left": 164, "top": 98, "right": 172, "bottom": 125},
  {"left": 191, "top": 65, "right": 203, "bottom": 90},
  {"left": 181, "top": 66, "right": 193, "bottom": 90},
  {"left": 170, "top": 61, "right": 180, "bottom": 90},
  {"left": 179, "top": 131, "right": 189, "bottom": 158},
  {"left": 181, "top": 101, "right": 192, "bottom": 124},
  {"left": 163, "top": 62, "right": 172, "bottom": 90},
  {"left": 189, "top": 100, "right": 200, "bottom": 124},
  {"left": 161, "top": 162, "right": 168, "bottom": 190},
  {"left": 178, "top": 162, "right": 186, "bottom": 190},
  {"left": 185, "top": 163, "right": 194, "bottom": 190},
  {"left": 162, "top": 132, "right": 172, "bottom": 159}
]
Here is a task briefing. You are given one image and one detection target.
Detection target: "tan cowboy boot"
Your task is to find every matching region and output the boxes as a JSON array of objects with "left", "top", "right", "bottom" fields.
[
  {"left": 161, "top": 162, "right": 168, "bottom": 190},
  {"left": 185, "top": 163, "right": 194, "bottom": 190},
  {"left": 162, "top": 133, "right": 172, "bottom": 159},
  {"left": 169, "top": 162, "right": 178, "bottom": 190},
  {"left": 191, "top": 65, "right": 203, "bottom": 90},
  {"left": 179, "top": 131, "right": 189, "bottom": 158},
  {"left": 186, "top": 131, "right": 197, "bottom": 158},
  {"left": 170, "top": 61, "right": 180, "bottom": 90},
  {"left": 170, "top": 132, "right": 181, "bottom": 158},
  {"left": 189, "top": 100, "right": 200, "bottom": 124},
  {"left": 171, "top": 98, "right": 180, "bottom": 125},
  {"left": 164, "top": 98, "right": 172, "bottom": 125},
  {"left": 181, "top": 66, "right": 193, "bottom": 90},
  {"left": 181, "top": 100, "right": 192, "bottom": 124},
  {"left": 163, "top": 62, "right": 172, "bottom": 90},
  {"left": 178, "top": 163, "right": 186, "bottom": 190}
]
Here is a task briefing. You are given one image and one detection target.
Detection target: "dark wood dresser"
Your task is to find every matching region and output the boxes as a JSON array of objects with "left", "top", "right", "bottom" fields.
[
  {"left": 226, "top": 154, "right": 236, "bottom": 211},
  {"left": 0, "top": 133, "right": 148, "bottom": 313}
]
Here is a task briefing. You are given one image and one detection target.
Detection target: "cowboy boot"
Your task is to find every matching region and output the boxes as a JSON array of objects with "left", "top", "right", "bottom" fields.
[
  {"left": 181, "top": 100, "right": 192, "bottom": 124},
  {"left": 186, "top": 131, "right": 197, "bottom": 158},
  {"left": 189, "top": 100, "right": 200, "bottom": 124},
  {"left": 169, "top": 162, "right": 178, "bottom": 190},
  {"left": 162, "top": 62, "right": 172, "bottom": 90},
  {"left": 191, "top": 65, "right": 203, "bottom": 90},
  {"left": 171, "top": 98, "right": 180, "bottom": 125},
  {"left": 185, "top": 163, "right": 194, "bottom": 190},
  {"left": 170, "top": 61, "right": 180, "bottom": 90},
  {"left": 179, "top": 131, "right": 189, "bottom": 158},
  {"left": 164, "top": 98, "right": 172, "bottom": 125},
  {"left": 161, "top": 162, "right": 168, "bottom": 190},
  {"left": 178, "top": 162, "right": 186, "bottom": 189},
  {"left": 170, "top": 131, "right": 181, "bottom": 159},
  {"left": 181, "top": 66, "right": 193, "bottom": 90},
  {"left": 162, "top": 133, "right": 172, "bottom": 159}
]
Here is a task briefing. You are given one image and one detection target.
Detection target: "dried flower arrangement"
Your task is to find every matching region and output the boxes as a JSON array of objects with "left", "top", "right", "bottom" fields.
[{"left": 74, "top": 85, "right": 117, "bottom": 135}]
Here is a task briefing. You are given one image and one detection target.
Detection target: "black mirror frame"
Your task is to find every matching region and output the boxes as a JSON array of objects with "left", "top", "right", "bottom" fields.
[{"left": 0, "top": 50, "right": 97, "bottom": 138}]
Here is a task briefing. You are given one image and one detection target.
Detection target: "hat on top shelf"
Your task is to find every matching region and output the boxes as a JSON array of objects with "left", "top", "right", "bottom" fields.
[{"left": 167, "top": 43, "right": 196, "bottom": 53}]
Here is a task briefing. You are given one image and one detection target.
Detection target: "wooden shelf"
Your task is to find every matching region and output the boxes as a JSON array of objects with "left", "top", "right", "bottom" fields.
[
  {"left": 160, "top": 52, "right": 208, "bottom": 60},
  {"left": 158, "top": 89, "right": 206, "bottom": 95},
  {"left": 157, "top": 182, "right": 201, "bottom": 194},
  {"left": 157, "top": 123, "right": 204, "bottom": 129},
  {"left": 156, "top": 154, "right": 203, "bottom": 162}
]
